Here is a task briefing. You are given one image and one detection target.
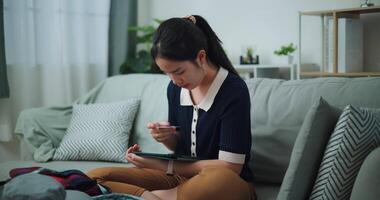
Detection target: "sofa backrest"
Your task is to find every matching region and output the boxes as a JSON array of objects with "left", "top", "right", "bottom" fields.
[
  {"left": 90, "top": 74, "right": 171, "bottom": 153},
  {"left": 91, "top": 74, "right": 380, "bottom": 184},
  {"left": 247, "top": 77, "right": 380, "bottom": 183}
]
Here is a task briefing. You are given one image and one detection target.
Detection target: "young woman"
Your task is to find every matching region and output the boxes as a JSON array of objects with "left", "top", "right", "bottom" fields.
[{"left": 87, "top": 15, "right": 256, "bottom": 200}]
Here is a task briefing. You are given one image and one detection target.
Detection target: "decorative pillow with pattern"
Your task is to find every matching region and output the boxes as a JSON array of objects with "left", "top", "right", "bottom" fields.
[
  {"left": 310, "top": 105, "right": 380, "bottom": 200},
  {"left": 53, "top": 99, "right": 140, "bottom": 162},
  {"left": 277, "top": 97, "right": 341, "bottom": 200}
]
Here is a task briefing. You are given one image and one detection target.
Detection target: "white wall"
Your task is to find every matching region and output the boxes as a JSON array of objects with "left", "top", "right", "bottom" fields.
[{"left": 138, "top": 0, "right": 380, "bottom": 71}]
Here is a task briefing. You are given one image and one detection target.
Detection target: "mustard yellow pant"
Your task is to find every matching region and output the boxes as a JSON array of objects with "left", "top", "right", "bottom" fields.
[{"left": 87, "top": 166, "right": 256, "bottom": 200}]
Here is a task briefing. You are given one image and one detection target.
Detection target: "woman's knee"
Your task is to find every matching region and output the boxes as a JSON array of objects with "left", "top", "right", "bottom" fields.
[
  {"left": 178, "top": 166, "right": 253, "bottom": 200},
  {"left": 86, "top": 167, "right": 114, "bottom": 181},
  {"left": 200, "top": 166, "right": 240, "bottom": 181},
  {"left": 203, "top": 167, "right": 255, "bottom": 198}
]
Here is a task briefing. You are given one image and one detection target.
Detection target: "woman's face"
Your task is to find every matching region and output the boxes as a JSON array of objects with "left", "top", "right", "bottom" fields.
[{"left": 155, "top": 57, "right": 205, "bottom": 90}]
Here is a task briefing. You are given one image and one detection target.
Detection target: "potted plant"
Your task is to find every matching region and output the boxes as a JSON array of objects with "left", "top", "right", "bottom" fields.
[
  {"left": 120, "top": 19, "right": 163, "bottom": 74},
  {"left": 240, "top": 46, "right": 259, "bottom": 64},
  {"left": 273, "top": 43, "right": 297, "bottom": 64}
]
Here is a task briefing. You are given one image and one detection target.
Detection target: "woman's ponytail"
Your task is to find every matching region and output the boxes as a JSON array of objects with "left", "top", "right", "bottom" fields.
[
  {"left": 152, "top": 15, "right": 239, "bottom": 77},
  {"left": 192, "top": 15, "right": 239, "bottom": 76}
]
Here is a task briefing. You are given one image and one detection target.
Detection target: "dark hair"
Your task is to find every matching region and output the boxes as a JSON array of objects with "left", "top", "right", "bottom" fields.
[{"left": 151, "top": 15, "right": 239, "bottom": 76}]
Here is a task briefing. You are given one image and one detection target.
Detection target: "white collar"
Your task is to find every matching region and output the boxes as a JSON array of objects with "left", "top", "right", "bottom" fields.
[{"left": 180, "top": 67, "right": 229, "bottom": 112}]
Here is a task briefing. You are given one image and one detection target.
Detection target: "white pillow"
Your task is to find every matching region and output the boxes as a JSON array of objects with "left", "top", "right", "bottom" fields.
[
  {"left": 53, "top": 99, "right": 140, "bottom": 162},
  {"left": 310, "top": 105, "right": 380, "bottom": 200}
]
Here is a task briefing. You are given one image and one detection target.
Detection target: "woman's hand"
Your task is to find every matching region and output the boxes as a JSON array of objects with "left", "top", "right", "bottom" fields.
[
  {"left": 125, "top": 148, "right": 167, "bottom": 171},
  {"left": 147, "top": 122, "right": 178, "bottom": 143},
  {"left": 127, "top": 144, "right": 141, "bottom": 154}
]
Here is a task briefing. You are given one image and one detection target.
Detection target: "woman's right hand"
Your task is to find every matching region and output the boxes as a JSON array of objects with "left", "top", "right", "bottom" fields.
[{"left": 147, "top": 121, "right": 178, "bottom": 144}]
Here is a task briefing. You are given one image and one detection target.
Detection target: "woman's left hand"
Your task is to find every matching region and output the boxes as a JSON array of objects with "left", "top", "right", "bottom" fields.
[{"left": 125, "top": 152, "right": 167, "bottom": 171}]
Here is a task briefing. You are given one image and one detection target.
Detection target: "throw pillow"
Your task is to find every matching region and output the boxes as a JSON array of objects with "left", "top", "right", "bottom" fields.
[
  {"left": 309, "top": 105, "right": 380, "bottom": 200},
  {"left": 350, "top": 147, "right": 380, "bottom": 200},
  {"left": 53, "top": 99, "right": 140, "bottom": 162},
  {"left": 277, "top": 97, "right": 341, "bottom": 200}
]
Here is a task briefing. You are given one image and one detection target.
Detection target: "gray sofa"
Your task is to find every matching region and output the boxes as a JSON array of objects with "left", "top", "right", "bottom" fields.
[{"left": 1, "top": 74, "right": 380, "bottom": 200}]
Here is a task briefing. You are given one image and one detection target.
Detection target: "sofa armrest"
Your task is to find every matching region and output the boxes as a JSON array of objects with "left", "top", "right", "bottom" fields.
[
  {"left": 14, "top": 79, "right": 108, "bottom": 162},
  {"left": 15, "top": 106, "right": 73, "bottom": 162},
  {"left": 350, "top": 147, "right": 380, "bottom": 200}
]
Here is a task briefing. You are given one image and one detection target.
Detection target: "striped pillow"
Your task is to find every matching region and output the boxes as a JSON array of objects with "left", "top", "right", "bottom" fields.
[
  {"left": 53, "top": 99, "right": 140, "bottom": 162},
  {"left": 310, "top": 105, "right": 380, "bottom": 200}
]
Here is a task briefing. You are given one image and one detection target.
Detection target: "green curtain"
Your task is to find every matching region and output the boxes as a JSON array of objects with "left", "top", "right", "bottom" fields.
[
  {"left": 0, "top": 0, "right": 9, "bottom": 98},
  {"left": 108, "top": 0, "right": 137, "bottom": 76}
]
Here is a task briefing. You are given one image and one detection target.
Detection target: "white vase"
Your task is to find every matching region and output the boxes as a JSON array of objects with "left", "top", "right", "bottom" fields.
[
  {"left": 274, "top": 56, "right": 287, "bottom": 64},
  {"left": 274, "top": 55, "right": 295, "bottom": 65}
]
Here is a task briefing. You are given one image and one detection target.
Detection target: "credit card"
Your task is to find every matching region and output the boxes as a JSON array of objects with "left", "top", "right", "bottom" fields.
[{"left": 157, "top": 126, "right": 180, "bottom": 131}]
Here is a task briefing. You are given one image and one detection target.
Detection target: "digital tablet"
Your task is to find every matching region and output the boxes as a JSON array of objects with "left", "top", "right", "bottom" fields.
[{"left": 133, "top": 152, "right": 201, "bottom": 162}]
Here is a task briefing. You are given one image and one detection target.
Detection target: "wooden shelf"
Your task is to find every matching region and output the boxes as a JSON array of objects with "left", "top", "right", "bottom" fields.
[
  {"left": 298, "top": 6, "right": 380, "bottom": 79},
  {"left": 300, "top": 6, "right": 380, "bottom": 16},
  {"left": 234, "top": 64, "right": 296, "bottom": 80},
  {"left": 300, "top": 72, "right": 380, "bottom": 77}
]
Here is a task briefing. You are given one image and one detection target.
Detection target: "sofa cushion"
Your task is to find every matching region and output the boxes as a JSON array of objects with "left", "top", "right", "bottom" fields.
[
  {"left": 351, "top": 147, "right": 380, "bottom": 200},
  {"left": 310, "top": 105, "right": 380, "bottom": 199},
  {"left": 53, "top": 99, "right": 140, "bottom": 162},
  {"left": 255, "top": 183, "right": 281, "bottom": 200},
  {"left": 91, "top": 74, "right": 172, "bottom": 153},
  {"left": 277, "top": 97, "right": 341, "bottom": 200},
  {"left": 246, "top": 77, "right": 380, "bottom": 183}
]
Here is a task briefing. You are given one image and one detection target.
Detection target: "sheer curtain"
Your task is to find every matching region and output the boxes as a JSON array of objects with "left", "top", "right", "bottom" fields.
[
  {"left": 0, "top": 0, "right": 110, "bottom": 141},
  {"left": 0, "top": 0, "right": 9, "bottom": 99}
]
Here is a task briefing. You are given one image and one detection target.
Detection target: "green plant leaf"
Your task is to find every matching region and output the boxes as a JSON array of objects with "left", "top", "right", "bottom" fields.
[
  {"left": 274, "top": 43, "right": 297, "bottom": 56},
  {"left": 128, "top": 25, "right": 153, "bottom": 33},
  {"left": 120, "top": 51, "right": 152, "bottom": 74},
  {"left": 120, "top": 18, "right": 163, "bottom": 74},
  {"left": 153, "top": 18, "right": 164, "bottom": 24}
]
